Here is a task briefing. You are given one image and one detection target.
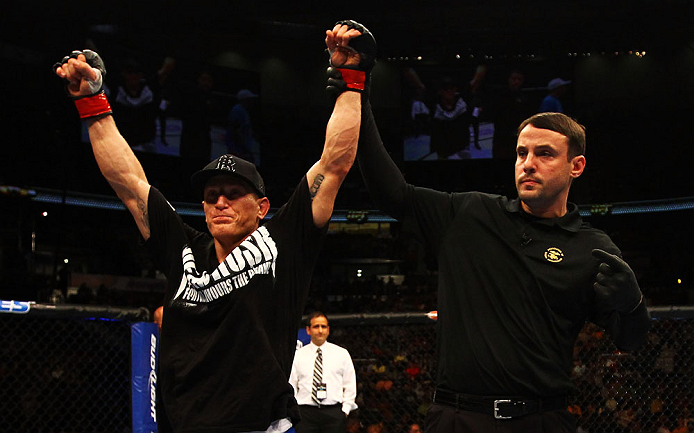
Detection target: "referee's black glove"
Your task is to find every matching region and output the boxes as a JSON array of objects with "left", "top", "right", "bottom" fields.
[{"left": 592, "top": 249, "right": 644, "bottom": 313}]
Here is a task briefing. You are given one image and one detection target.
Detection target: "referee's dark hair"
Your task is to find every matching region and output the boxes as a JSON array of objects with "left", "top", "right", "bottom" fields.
[
  {"left": 306, "top": 311, "right": 329, "bottom": 327},
  {"left": 518, "top": 112, "right": 586, "bottom": 159}
]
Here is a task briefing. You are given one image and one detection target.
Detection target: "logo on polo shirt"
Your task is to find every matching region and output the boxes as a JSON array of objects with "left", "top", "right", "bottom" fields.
[{"left": 544, "top": 247, "right": 564, "bottom": 263}]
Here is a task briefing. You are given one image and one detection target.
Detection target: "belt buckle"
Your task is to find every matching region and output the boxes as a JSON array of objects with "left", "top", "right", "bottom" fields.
[{"left": 494, "top": 399, "right": 522, "bottom": 419}]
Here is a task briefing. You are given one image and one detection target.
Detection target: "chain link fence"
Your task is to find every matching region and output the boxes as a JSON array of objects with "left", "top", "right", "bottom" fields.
[
  {"left": 0, "top": 306, "right": 691, "bottom": 432},
  {"left": 328, "top": 308, "right": 694, "bottom": 433},
  {"left": 0, "top": 304, "right": 148, "bottom": 433}
]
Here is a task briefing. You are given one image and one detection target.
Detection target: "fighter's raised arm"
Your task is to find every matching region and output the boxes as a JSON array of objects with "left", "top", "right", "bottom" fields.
[
  {"left": 55, "top": 51, "right": 152, "bottom": 240},
  {"left": 306, "top": 20, "right": 375, "bottom": 228},
  {"left": 325, "top": 23, "right": 409, "bottom": 221}
]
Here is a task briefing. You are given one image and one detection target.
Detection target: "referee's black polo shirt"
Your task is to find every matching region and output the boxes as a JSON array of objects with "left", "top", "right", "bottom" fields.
[{"left": 402, "top": 189, "right": 619, "bottom": 398}]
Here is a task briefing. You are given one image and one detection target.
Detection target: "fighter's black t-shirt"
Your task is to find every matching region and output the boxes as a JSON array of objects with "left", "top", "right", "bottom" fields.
[
  {"left": 402, "top": 189, "right": 619, "bottom": 398},
  {"left": 145, "top": 177, "right": 326, "bottom": 433}
]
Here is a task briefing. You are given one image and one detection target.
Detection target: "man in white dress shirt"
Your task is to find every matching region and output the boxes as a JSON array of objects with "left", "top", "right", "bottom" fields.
[{"left": 289, "top": 312, "right": 358, "bottom": 433}]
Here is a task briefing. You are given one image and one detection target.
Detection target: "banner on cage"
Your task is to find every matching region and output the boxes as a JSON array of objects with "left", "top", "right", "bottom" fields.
[
  {"left": 0, "top": 300, "right": 32, "bottom": 314},
  {"left": 132, "top": 321, "right": 159, "bottom": 433}
]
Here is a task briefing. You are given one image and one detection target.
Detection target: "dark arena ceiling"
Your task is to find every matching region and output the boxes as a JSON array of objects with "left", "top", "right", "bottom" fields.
[{"left": 4, "top": 0, "right": 692, "bottom": 61}]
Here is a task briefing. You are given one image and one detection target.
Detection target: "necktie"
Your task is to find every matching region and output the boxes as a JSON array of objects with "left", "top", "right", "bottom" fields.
[{"left": 312, "top": 347, "right": 323, "bottom": 405}]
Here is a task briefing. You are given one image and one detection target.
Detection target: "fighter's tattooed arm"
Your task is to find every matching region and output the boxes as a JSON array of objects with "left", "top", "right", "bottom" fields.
[
  {"left": 309, "top": 174, "right": 325, "bottom": 200},
  {"left": 137, "top": 197, "right": 150, "bottom": 231}
]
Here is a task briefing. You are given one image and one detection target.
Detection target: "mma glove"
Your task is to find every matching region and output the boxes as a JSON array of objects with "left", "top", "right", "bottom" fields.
[
  {"left": 592, "top": 248, "right": 644, "bottom": 314},
  {"left": 54, "top": 50, "right": 112, "bottom": 119},
  {"left": 326, "top": 20, "right": 376, "bottom": 102}
]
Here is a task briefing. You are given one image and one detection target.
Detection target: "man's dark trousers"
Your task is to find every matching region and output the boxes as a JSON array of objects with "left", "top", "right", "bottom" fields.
[
  {"left": 425, "top": 403, "right": 576, "bottom": 433},
  {"left": 295, "top": 404, "right": 346, "bottom": 433}
]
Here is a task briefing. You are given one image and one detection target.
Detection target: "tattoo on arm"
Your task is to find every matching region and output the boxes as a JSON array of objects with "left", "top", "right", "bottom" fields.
[
  {"left": 309, "top": 174, "right": 325, "bottom": 200},
  {"left": 137, "top": 198, "right": 150, "bottom": 230}
]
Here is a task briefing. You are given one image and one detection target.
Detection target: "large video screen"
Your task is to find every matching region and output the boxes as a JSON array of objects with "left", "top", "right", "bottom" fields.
[
  {"left": 82, "top": 60, "right": 261, "bottom": 165},
  {"left": 401, "top": 63, "right": 570, "bottom": 161}
]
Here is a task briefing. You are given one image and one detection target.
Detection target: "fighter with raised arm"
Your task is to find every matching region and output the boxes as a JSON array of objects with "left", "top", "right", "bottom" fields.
[
  {"left": 327, "top": 24, "right": 650, "bottom": 433},
  {"left": 53, "top": 22, "right": 367, "bottom": 433}
]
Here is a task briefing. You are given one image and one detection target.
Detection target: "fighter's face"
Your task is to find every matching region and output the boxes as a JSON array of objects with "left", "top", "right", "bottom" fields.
[
  {"left": 307, "top": 316, "right": 330, "bottom": 346},
  {"left": 515, "top": 125, "right": 585, "bottom": 217},
  {"left": 203, "top": 175, "right": 266, "bottom": 245}
]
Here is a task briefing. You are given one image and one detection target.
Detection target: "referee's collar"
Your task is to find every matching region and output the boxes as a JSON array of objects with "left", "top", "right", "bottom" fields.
[{"left": 505, "top": 198, "right": 582, "bottom": 232}]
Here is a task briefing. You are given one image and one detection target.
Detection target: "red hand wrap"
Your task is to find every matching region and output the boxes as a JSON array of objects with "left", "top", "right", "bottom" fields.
[
  {"left": 337, "top": 68, "right": 365, "bottom": 91},
  {"left": 73, "top": 93, "right": 112, "bottom": 119}
]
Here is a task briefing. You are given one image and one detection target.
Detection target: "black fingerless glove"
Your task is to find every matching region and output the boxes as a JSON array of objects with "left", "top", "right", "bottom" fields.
[
  {"left": 54, "top": 49, "right": 112, "bottom": 119},
  {"left": 326, "top": 20, "right": 377, "bottom": 102}
]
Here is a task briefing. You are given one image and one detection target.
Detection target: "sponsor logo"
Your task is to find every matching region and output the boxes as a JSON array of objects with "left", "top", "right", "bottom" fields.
[
  {"left": 217, "top": 154, "right": 237, "bottom": 172},
  {"left": 148, "top": 333, "right": 157, "bottom": 423},
  {"left": 173, "top": 226, "right": 278, "bottom": 306},
  {"left": 544, "top": 247, "right": 564, "bottom": 263},
  {"left": 0, "top": 300, "right": 31, "bottom": 314}
]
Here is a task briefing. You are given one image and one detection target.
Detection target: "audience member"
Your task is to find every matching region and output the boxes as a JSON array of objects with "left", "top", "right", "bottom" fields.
[
  {"left": 112, "top": 58, "right": 157, "bottom": 149},
  {"left": 178, "top": 70, "right": 215, "bottom": 160},
  {"left": 226, "top": 88, "right": 260, "bottom": 165},
  {"left": 430, "top": 77, "right": 470, "bottom": 159},
  {"left": 539, "top": 78, "right": 571, "bottom": 114},
  {"left": 491, "top": 69, "right": 533, "bottom": 158}
]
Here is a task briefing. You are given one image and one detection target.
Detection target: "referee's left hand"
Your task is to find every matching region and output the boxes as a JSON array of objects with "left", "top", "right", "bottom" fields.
[{"left": 592, "top": 249, "right": 643, "bottom": 313}]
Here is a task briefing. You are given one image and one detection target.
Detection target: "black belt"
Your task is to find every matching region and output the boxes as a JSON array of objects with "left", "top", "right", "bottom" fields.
[
  {"left": 301, "top": 403, "right": 341, "bottom": 410},
  {"left": 433, "top": 389, "right": 567, "bottom": 420}
]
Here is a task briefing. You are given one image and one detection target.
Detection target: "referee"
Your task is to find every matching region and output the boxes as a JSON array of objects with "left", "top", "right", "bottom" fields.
[{"left": 325, "top": 21, "right": 651, "bottom": 433}]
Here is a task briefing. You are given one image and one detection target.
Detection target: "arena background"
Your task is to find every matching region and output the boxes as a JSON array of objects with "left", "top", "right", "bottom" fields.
[{"left": 1, "top": 1, "right": 693, "bottom": 432}]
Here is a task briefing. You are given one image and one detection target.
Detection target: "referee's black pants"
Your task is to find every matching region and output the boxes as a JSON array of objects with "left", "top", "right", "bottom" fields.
[
  {"left": 425, "top": 403, "right": 576, "bottom": 433},
  {"left": 295, "top": 404, "right": 346, "bottom": 433}
]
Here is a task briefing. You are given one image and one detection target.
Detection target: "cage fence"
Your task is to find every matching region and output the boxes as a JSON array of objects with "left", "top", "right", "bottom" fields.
[
  {"left": 0, "top": 304, "right": 148, "bottom": 433},
  {"left": 0, "top": 307, "right": 691, "bottom": 433},
  {"left": 328, "top": 308, "right": 694, "bottom": 433}
]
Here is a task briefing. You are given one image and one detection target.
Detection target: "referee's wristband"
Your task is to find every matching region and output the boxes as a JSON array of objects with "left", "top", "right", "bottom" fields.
[{"left": 74, "top": 92, "right": 112, "bottom": 119}]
